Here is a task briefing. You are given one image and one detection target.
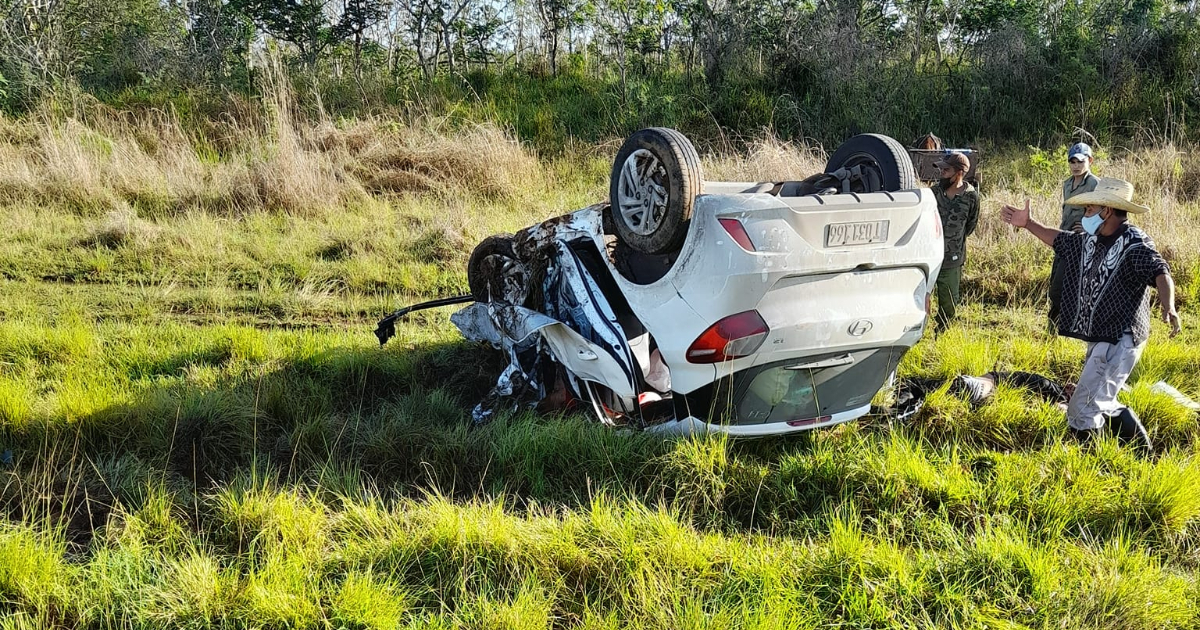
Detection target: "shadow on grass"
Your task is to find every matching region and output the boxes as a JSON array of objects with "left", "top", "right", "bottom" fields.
[
  {"left": 3, "top": 333, "right": 1197, "bottom": 555},
  {"left": 0, "top": 337, "right": 671, "bottom": 538},
  {"left": 0, "top": 332, "right": 858, "bottom": 546}
]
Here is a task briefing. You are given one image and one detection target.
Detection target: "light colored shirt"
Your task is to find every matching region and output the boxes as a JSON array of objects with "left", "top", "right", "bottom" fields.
[{"left": 1060, "top": 173, "right": 1099, "bottom": 231}]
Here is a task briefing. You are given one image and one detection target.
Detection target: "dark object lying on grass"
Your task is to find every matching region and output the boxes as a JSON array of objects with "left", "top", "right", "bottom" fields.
[
  {"left": 949, "top": 370, "right": 1069, "bottom": 406},
  {"left": 880, "top": 370, "right": 1070, "bottom": 419},
  {"left": 374, "top": 294, "right": 474, "bottom": 345},
  {"left": 884, "top": 378, "right": 943, "bottom": 420}
]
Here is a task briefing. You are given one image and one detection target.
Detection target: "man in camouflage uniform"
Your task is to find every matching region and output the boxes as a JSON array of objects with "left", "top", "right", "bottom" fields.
[
  {"left": 931, "top": 152, "right": 981, "bottom": 330},
  {"left": 1048, "top": 142, "right": 1100, "bottom": 327}
]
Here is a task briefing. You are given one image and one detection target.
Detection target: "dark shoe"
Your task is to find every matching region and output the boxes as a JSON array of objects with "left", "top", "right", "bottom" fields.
[
  {"left": 1105, "top": 407, "right": 1153, "bottom": 454},
  {"left": 1068, "top": 426, "right": 1101, "bottom": 445}
]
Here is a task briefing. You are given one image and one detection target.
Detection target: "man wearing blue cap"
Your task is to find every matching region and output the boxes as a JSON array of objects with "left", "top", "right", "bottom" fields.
[
  {"left": 1048, "top": 142, "right": 1100, "bottom": 327},
  {"left": 1061, "top": 143, "right": 1099, "bottom": 231}
]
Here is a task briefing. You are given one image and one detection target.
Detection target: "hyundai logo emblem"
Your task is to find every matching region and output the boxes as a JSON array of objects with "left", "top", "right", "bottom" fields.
[{"left": 848, "top": 319, "right": 873, "bottom": 336}]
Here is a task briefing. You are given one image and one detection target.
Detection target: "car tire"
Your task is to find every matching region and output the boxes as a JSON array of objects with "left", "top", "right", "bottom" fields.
[
  {"left": 607, "top": 128, "right": 704, "bottom": 255},
  {"left": 467, "top": 234, "right": 518, "bottom": 303},
  {"left": 825, "top": 134, "right": 916, "bottom": 193}
]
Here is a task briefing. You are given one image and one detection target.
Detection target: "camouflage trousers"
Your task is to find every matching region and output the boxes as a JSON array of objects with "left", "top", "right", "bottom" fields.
[{"left": 934, "top": 266, "right": 962, "bottom": 330}]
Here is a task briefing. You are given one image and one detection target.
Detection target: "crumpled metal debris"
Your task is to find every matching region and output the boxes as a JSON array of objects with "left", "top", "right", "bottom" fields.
[
  {"left": 451, "top": 302, "right": 554, "bottom": 424},
  {"left": 450, "top": 207, "right": 640, "bottom": 425}
]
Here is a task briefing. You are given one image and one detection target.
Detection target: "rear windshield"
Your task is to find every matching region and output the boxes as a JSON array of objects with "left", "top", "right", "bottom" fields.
[{"left": 737, "top": 348, "right": 900, "bottom": 424}]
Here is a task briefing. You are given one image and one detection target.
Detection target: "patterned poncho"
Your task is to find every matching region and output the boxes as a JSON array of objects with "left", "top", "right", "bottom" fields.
[{"left": 1052, "top": 225, "right": 1170, "bottom": 345}]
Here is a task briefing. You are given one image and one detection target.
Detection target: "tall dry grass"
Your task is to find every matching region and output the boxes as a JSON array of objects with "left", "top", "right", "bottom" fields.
[
  {"left": 0, "top": 80, "right": 543, "bottom": 219},
  {"left": 2, "top": 88, "right": 1198, "bottom": 307},
  {"left": 702, "top": 134, "right": 827, "bottom": 182}
]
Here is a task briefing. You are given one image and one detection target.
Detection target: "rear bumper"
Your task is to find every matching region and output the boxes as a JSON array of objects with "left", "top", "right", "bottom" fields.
[{"left": 647, "top": 404, "right": 870, "bottom": 437}]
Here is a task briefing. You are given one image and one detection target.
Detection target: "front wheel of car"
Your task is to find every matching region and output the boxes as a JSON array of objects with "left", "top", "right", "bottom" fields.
[
  {"left": 607, "top": 127, "right": 704, "bottom": 255},
  {"left": 467, "top": 234, "right": 521, "bottom": 303},
  {"left": 825, "top": 134, "right": 916, "bottom": 193}
]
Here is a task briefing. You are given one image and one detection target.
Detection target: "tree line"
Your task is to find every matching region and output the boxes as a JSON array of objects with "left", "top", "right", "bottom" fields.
[{"left": 2, "top": 0, "right": 1198, "bottom": 146}]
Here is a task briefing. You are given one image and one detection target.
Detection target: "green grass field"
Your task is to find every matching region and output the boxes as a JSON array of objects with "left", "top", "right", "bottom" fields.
[{"left": 1, "top": 105, "right": 1200, "bottom": 629}]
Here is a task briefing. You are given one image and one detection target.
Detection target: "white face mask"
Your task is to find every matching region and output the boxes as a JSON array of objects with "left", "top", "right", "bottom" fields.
[{"left": 1081, "top": 213, "right": 1104, "bottom": 235}]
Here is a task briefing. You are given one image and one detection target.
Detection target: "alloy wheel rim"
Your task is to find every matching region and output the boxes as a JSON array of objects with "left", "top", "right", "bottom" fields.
[{"left": 616, "top": 149, "right": 670, "bottom": 236}]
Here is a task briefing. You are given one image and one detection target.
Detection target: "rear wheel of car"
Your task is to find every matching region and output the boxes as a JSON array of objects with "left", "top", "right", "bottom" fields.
[
  {"left": 607, "top": 128, "right": 704, "bottom": 255},
  {"left": 825, "top": 134, "right": 916, "bottom": 193},
  {"left": 467, "top": 234, "right": 519, "bottom": 303}
]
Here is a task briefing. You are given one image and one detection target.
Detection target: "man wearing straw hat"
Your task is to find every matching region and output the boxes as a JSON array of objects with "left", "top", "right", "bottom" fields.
[{"left": 1001, "top": 177, "right": 1181, "bottom": 451}]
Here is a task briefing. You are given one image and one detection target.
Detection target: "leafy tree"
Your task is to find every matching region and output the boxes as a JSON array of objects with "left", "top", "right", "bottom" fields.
[
  {"left": 231, "top": 0, "right": 329, "bottom": 65},
  {"left": 332, "top": 0, "right": 389, "bottom": 77},
  {"left": 230, "top": 0, "right": 327, "bottom": 65},
  {"left": 1, "top": 0, "right": 98, "bottom": 100},
  {"left": 183, "top": 0, "right": 255, "bottom": 89},
  {"left": 394, "top": 0, "right": 477, "bottom": 76},
  {"left": 0, "top": 0, "right": 193, "bottom": 98},
  {"left": 459, "top": 3, "right": 507, "bottom": 69},
  {"left": 534, "top": 0, "right": 591, "bottom": 73}
]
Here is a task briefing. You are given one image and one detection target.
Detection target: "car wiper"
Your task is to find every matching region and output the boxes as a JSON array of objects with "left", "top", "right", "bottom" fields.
[{"left": 374, "top": 294, "right": 474, "bottom": 346}]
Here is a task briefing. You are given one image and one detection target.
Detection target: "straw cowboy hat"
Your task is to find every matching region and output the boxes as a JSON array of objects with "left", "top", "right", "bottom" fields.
[{"left": 1065, "top": 177, "right": 1150, "bottom": 214}]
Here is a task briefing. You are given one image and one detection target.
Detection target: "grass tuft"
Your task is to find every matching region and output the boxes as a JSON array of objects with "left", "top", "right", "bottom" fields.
[
  {"left": 79, "top": 205, "right": 161, "bottom": 249},
  {"left": 331, "top": 571, "right": 411, "bottom": 630}
]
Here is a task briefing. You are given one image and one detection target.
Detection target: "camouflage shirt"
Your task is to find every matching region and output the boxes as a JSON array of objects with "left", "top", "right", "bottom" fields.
[
  {"left": 1060, "top": 173, "right": 1099, "bottom": 231},
  {"left": 932, "top": 182, "right": 981, "bottom": 269}
]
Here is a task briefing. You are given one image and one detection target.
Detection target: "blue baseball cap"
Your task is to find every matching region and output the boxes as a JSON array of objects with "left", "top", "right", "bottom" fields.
[{"left": 1068, "top": 142, "right": 1093, "bottom": 160}]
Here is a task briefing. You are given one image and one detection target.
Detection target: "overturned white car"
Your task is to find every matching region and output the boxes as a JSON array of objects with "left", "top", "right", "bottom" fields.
[{"left": 378, "top": 129, "right": 944, "bottom": 436}]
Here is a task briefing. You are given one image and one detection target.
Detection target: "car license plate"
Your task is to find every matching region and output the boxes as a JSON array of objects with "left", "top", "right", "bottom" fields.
[{"left": 825, "top": 220, "right": 889, "bottom": 247}]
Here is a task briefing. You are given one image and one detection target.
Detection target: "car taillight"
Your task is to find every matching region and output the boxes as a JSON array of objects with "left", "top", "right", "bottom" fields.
[
  {"left": 686, "top": 310, "right": 770, "bottom": 363},
  {"left": 718, "top": 218, "right": 756, "bottom": 252},
  {"left": 925, "top": 292, "right": 932, "bottom": 315},
  {"left": 933, "top": 212, "right": 943, "bottom": 238}
]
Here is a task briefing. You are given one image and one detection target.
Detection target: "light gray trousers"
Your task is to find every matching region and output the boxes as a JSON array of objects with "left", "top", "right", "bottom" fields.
[{"left": 1067, "top": 334, "right": 1145, "bottom": 430}]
